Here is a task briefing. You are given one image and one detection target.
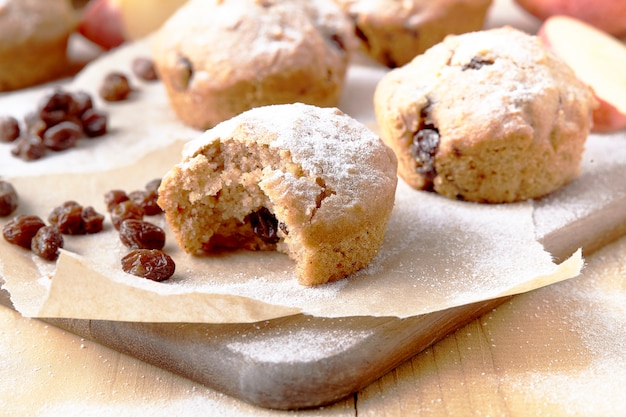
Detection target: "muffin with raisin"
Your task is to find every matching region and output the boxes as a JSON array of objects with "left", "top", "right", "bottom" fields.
[
  {"left": 374, "top": 27, "right": 595, "bottom": 203},
  {"left": 331, "top": 0, "right": 493, "bottom": 68},
  {"left": 152, "top": 0, "right": 355, "bottom": 130},
  {"left": 157, "top": 103, "right": 398, "bottom": 286}
]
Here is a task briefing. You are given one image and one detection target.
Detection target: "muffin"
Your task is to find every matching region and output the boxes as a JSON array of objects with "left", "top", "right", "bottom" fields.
[
  {"left": 158, "top": 103, "right": 398, "bottom": 286},
  {"left": 332, "top": 0, "right": 493, "bottom": 68},
  {"left": 0, "top": 0, "right": 78, "bottom": 92},
  {"left": 152, "top": 0, "right": 356, "bottom": 130},
  {"left": 374, "top": 27, "right": 595, "bottom": 203}
]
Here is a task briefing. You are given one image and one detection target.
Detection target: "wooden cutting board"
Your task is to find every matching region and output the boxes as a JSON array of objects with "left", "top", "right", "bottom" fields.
[{"left": 2, "top": 186, "right": 625, "bottom": 410}]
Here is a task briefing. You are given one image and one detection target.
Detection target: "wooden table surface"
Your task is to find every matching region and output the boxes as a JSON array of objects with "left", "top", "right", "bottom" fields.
[{"left": 3, "top": 1, "right": 626, "bottom": 416}]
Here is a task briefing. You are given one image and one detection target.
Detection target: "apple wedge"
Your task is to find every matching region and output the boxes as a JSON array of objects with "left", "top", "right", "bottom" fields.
[
  {"left": 78, "top": 0, "right": 125, "bottom": 50},
  {"left": 516, "top": 0, "right": 626, "bottom": 38},
  {"left": 539, "top": 16, "right": 626, "bottom": 133}
]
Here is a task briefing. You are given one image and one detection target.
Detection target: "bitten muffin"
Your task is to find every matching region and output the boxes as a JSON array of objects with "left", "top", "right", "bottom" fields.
[
  {"left": 0, "top": 0, "right": 77, "bottom": 92},
  {"left": 331, "top": 0, "right": 492, "bottom": 68},
  {"left": 158, "top": 103, "right": 398, "bottom": 286},
  {"left": 374, "top": 27, "right": 595, "bottom": 203},
  {"left": 152, "top": 0, "right": 355, "bottom": 130}
]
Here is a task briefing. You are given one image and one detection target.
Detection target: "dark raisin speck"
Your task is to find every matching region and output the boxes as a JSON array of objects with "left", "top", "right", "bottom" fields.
[
  {"left": 462, "top": 57, "right": 494, "bottom": 71},
  {"left": 42, "top": 121, "right": 81, "bottom": 151},
  {"left": 119, "top": 219, "right": 166, "bottom": 250},
  {"left": 172, "top": 56, "right": 193, "bottom": 91},
  {"left": 132, "top": 57, "right": 159, "bottom": 81},
  {"left": 31, "top": 226, "right": 64, "bottom": 261},
  {"left": 2, "top": 215, "right": 46, "bottom": 249},
  {"left": 0, "top": 180, "right": 18, "bottom": 217},
  {"left": 81, "top": 109, "right": 108, "bottom": 137},
  {"left": 247, "top": 207, "right": 280, "bottom": 244},
  {"left": 99, "top": 72, "right": 132, "bottom": 102},
  {"left": 111, "top": 200, "right": 144, "bottom": 230},
  {"left": 121, "top": 249, "right": 175, "bottom": 282},
  {"left": 11, "top": 135, "right": 47, "bottom": 161},
  {"left": 411, "top": 125, "right": 440, "bottom": 183},
  {"left": 0, "top": 116, "right": 20, "bottom": 142},
  {"left": 49, "top": 201, "right": 84, "bottom": 234}
]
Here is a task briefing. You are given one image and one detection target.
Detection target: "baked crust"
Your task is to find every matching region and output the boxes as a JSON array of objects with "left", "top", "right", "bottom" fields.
[
  {"left": 0, "top": 0, "right": 77, "bottom": 91},
  {"left": 374, "top": 27, "right": 595, "bottom": 203},
  {"left": 332, "top": 0, "right": 493, "bottom": 67},
  {"left": 158, "top": 103, "right": 398, "bottom": 286},
  {"left": 152, "top": 0, "right": 356, "bottom": 130}
]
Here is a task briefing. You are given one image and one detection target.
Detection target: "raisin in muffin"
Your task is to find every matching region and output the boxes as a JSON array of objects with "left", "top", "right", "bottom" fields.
[
  {"left": 331, "top": 0, "right": 492, "bottom": 68},
  {"left": 152, "top": 0, "right": 355, "bottom": 130},
  {"left": 0, "top": 0, "right": 77, "bottom": 91},
  {"left": 158, "top": 103, "right": 398, "bottom": 286},
  {"left": 374, "top": 27, "right": 595, "bottom": 203}
]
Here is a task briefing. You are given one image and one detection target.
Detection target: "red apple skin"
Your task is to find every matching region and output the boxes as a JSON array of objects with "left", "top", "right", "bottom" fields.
[
  {"left": 515, "top": 0, "right": 626, "bottom": 38},
  {"left": 78, "top": 0, "right": 126, "bottom": 50},
  {"left": 590, "top": 98, "right": 626, "bottom": 133},
  {"left": 538, "top": 17, "right": 626, "bottom": 133}
]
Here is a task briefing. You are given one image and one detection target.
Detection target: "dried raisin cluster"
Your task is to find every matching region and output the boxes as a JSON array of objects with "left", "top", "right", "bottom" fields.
[
  {"left": 105, "top": 178, "right": 175, "bottom": 282},
  {"left": 2, "top": 193, "right": 106, "bottom": 261},
  {"left": 1, "top": 56, "right": 160, "bottom": 161},
  {"left": 1, "top": 88, "right": 108, "bottom": 161}
]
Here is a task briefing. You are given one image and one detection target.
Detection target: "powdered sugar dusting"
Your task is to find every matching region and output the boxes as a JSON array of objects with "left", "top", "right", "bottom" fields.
[
  {"left": 228, "top": 327, "right": 373, "bottom": 363},
  {"left": 500, "top": 237, "right": 626, "bottom": 416},
  {"left": 533, "top": 133, "right": 626, "bottom": 238}
]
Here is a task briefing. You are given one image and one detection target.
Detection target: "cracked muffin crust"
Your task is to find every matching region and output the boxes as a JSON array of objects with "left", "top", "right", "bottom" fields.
[
  {"left": 331, "top": 0, "right": 492, "bottom": 68},
  {"left": 374, "top": 26, "right": 595, "bottom": 203},
  {"left": 152, "top": 0, "right": 355, "bottom": 130},
  {"left": 157, "top": 103, "right": 398, "bottom": 286}
]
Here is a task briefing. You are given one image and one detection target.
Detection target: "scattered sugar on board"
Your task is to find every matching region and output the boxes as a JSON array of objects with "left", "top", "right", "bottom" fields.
[
  {"left": 227, "top": 326, "right": 374, "bottom": 363},
  {"left": 502, "top": 238, "right": 626, "bottom": 416}
]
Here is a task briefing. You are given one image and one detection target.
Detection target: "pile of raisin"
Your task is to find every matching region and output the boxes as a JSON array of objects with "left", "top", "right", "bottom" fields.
[
  {"left": 105, "top": 178, "right": 175, "bottom": 282},
  {"left": 1, "top": 88, "right": 108, "bottom": 161},
  {"left": 2, "top": 198, "right": 105, "bottom": 261}
]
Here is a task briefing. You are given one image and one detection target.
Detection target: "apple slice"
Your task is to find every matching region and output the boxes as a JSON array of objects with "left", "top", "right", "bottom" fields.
[
  {"left": 539, "top": 15, "right": 626, "bottom": 133},
  {"left": 516, "top": 0, "right": 626, "bottom": 38},
  {"left": 78, "top": 0, "right": 125, "bottom": 50}
]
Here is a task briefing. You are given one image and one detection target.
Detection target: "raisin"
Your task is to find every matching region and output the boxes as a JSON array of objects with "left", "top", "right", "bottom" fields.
[
  {"left": 329, "top": 33, "right": 346, "bottom": 52},
  {"left": 2, "top": 215, "right": 45, "bottom": 249},
  {"left": 131, "top": 57, "right": 159, "bottom": 81},
  {"left": 0, "top": 116, "right": 20, "bottom": 142},
  {"left": 121, "top": 249, "right": 175, "bottom": 282},
  {"left": 81, "top": 206, "right": 105, "bottom": 234},
  {"left": 411, "top": 125, "right": 440, "bottom": 183},
  {"left": 110, "top": 200, "right": 144, "bottom": 230},
  {"left": 0, "top": 180, "right": 18, "bottom": 217},
  {"left": 49, "top": 201, "right": 84, "bottom": 234},
  {"left": 171, "top": 56, "right": 193, "bottom": 91},
  {"left": 128, "top": 189, "right": 162, "bottom": 216},
  {"left": 247, "top": 207, "right": 280, "bottom": 244},
  {"left": 80, "top": 109, "right": 108, "bottom": 137},
  {"left": 11, "top": 135, "right": 47, "bottom": 161},
  {"left": 104, "top": 189, "right": 129, "bottom": 212},
  {"left": 119, "top": 219, "right": 166, "bottom": 250},
  {"left": 462, "top": 57, "right": 494, "bottom": 71},
  {"left": 71, "top": 91, "right": 93, "bottom": 116},
  {"left": 99, "top": 72, "right": 132, "bottom": 102},
  {"left": 38, "top": 88, "right": 79, "bottom": 127},
  {"left": 42, "top": 121, "right": 81, "bottom": 151},
  {"left": 31, "top": 226, "right": 64, "bottom": 261},
  {"left": 24, "top": 113, "right": 47, "bottom": 138},
  {"left": 145, "top": 178, "right": 161, "bottom": 194}
]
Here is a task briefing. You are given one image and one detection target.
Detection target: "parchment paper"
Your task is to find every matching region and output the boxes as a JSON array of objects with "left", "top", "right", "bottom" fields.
[{"left": 3, "top": 38, "right": 624, "bottom": 324}]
